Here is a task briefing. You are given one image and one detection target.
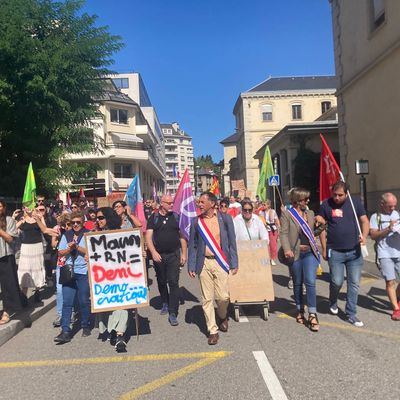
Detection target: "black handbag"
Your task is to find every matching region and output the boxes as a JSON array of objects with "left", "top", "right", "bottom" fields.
[
  {"left": 59, "top": 262, "right": 75, "bottom": 285},
  {"left": 278, "top": 247, "right": 294, "bottom": 267}
]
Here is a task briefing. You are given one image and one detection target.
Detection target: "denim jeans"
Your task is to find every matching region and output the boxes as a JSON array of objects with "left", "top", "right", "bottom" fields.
[
  {"left": 328, "top": 247, "right": 363, "bottom": 317},
  {"left": 291, "top": 251, "right": 319, "bottom": 313},
  {"left": 153, "top": 250, "right": 180, "bottom": 315},
  {"left": 55, "top": 266, "right": 63, "bottom": 317},
  {"left": 61, "top": 273, "right": 91, "bottom": 333}
]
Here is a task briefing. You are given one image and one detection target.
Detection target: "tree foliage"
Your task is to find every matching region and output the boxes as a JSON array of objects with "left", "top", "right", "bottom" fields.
[
  {"left": 194, "top": 155, "right": 215, "bottom": 171},
  {"left": 0, "top": 0, "right": 123, "bottom": 196}
]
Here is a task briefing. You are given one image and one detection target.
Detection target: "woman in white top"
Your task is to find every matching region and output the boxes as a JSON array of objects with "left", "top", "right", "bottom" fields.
[{"left": 233, "top": 200, "right": 269, "bottom": 242}]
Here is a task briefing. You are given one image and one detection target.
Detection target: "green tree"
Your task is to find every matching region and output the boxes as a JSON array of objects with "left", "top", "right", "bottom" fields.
[
  {"left": 0, "top": 0, "right": 123, "bottom": 197},
  {"left": 194, "top": 155, "right": 215, "bottom": 171}
]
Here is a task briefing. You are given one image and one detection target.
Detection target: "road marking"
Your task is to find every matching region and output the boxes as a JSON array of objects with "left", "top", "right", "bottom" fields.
[
  {"left": 119, "top": 357, "right": 219, "bottom": 400},
  {"left": 239, "top": 315, "right": 249, "bottom": 322},
  {"left": 0, "top": 351, "right": 230, "bottom": 369},
  {"left": 277, "top": 313, "right": 400, "bottom": 342},
  {"left": 253, "top": 351, "right": 288, "bottom": 400}
]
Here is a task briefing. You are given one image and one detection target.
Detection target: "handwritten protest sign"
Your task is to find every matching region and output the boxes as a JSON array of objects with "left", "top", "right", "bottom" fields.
[{"left": 85, "top": 228, "right": 148, "bottom": 313}]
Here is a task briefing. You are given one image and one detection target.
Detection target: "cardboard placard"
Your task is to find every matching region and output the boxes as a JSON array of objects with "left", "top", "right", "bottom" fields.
[
  {"left": 229, "top": 240, "right": 274, "bottom": 303},
  {"left": 231, "top": 179, "right": 246, "bottom": 191},
  {"left": 85, "top": 228, "right": 149, "bottom": 313}
]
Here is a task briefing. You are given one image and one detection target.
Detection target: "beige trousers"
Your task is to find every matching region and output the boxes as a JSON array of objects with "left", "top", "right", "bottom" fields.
[{"left": 199, "top": 258, "right": 230, "bottom": 335}]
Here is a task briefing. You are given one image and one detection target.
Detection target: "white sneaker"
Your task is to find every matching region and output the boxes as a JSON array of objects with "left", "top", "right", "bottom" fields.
[
  {"left": 329, "top": 305, "right": 339, "bottom": 315},
  {"left": 271, "top": 260, "right": 276, "bottom": 266},
  {"left": 347, "top": 315, "right": 364, "bottom": 327}
]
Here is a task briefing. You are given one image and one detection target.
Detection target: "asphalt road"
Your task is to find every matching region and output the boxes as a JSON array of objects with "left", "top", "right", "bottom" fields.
[{"left": 0, "top": 262, "right": 399, "bottom": 400}]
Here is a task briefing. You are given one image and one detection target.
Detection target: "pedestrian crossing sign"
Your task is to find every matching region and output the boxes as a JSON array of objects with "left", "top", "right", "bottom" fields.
[{"left": 268, "top": 175, "right": 280, "bottom": 186}]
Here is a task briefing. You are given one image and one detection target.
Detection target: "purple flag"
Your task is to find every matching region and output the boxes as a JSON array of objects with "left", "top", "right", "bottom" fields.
[{"left": 173, "top": 169, "right": 197, "bottom": 240}]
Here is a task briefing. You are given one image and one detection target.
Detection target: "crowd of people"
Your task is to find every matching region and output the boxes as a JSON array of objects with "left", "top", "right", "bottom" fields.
[{"left": 0, "top": 181, "right": 399, "bottom": 350}]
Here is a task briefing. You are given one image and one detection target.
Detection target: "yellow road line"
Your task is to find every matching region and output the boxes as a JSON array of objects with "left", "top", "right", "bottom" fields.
[
  {"left": 119, "top": 357, "right": 222, "bottom": 400},
  {"left": 0, "top": 351, "right": 231, "bottom": 369},
  {"left": 278, "top": 313, "right": 400, "bottom": 341}
]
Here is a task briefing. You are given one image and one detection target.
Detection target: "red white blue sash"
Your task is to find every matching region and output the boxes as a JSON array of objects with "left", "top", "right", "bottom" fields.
[
  {"left": 288, "top": 208, "right": 320, "bottom": 263},
  {"left": 197, "top": 217, "right": 230, "bottom": 273}
]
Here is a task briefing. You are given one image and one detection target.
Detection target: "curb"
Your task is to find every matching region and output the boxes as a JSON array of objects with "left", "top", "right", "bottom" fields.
[{"left": 0, "top": 296, "right": 56, "bottom": 347}]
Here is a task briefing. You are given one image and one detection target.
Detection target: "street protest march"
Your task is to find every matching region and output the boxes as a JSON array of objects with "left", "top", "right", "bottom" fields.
[{"left": 85, "top": 228, "right": 149, "bottom": 313}]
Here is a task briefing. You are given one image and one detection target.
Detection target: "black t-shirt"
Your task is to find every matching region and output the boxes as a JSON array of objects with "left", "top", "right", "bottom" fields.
[
  {"left": 147, "top": 212, "right": 180, "bottom": 253},
  {"left": 144, "top": 206, "right": 153, "bottom": 221},
  {"left": 20, "top": 222, "right": 43, "bottom": 244},
  {"left": 319, "top": 196, "right": 366, "bottom": 250}
]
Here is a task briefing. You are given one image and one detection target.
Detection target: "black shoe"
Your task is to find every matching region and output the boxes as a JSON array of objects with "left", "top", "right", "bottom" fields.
[
  {"left": 109, "top": 331, "right": 117, "bottom": 346},
  {"left": 115, "top": 335, "right": 127, "bottom": 352},
  {"left": 34, "top": 290, "right": 42, "bottom": 303},
  {"left": 54, "top": 332, "right": 72, "bottom": 343},
  {"left": 82, "top": 328, "right": 91, "bottom": 337}
]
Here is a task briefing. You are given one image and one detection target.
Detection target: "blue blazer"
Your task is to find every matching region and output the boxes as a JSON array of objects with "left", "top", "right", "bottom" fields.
[{"left": 188, "top": 212, "right": 239, "bottom": 275}]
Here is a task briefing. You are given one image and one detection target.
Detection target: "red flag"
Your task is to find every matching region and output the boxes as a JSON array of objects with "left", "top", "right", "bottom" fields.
[
  {"left": 79, "top": 187, "right": 85, "bottom": 198},
  {"left": 66, "top": 192, "right": 71, "bottom": 208},
  {"left": 320, "top": 133, "right": 341, "bottom": 203},
  {"left": 210, "top": 176, "right": 219, "bottom": 195}
]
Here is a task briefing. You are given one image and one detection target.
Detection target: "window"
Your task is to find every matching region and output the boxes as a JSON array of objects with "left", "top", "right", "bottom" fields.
[
  {"left": 181, "top": 156, "right": 185, "bottom": 161},
  {"left": 112, "top": 78, "right": 129, "bottom": 89},
  {"left": 114, "top": 164, "right": 132, "bottom": 178},
  {"left": 261, "top": 104, "right": 273, "bottom": 121},
  {"left": 110, "top": 108, "right": 128, "bottom": 124},
  {"left": 321, "top": 101, "right": 331, "bottom": 114},
  {"left": 292, "top": 104, "right": 302, "bottom": 120},
  {"left": 371, "top": 0, "right": 385, "bottom": 29}
]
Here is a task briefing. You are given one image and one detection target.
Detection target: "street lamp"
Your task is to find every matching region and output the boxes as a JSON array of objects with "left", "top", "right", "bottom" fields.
[{"left": 355, "top": 159, "right": 369, "bottom": 213}]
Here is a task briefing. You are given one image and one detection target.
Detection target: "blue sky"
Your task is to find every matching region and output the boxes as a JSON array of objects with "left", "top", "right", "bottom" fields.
[{"left": 83, "top": 0, "right": 335, "bottom": 161}]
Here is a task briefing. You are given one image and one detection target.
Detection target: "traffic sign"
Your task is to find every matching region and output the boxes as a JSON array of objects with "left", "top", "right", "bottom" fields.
[{"left": 268, "top": 175, "right": 280, "bottom": 186}]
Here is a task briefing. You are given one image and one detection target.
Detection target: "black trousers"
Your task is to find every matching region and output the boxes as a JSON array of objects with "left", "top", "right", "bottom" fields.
[
  {"left": 0, "top": 255, "right": 23, "bottom": 313},
  {"left": 153, "top": 250, "right": 180, "bottom": 315}
]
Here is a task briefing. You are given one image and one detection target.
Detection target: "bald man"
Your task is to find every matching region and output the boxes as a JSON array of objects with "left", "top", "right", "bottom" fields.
[
  {"left": 146, "top": 195, "right": 187, "bottom": 326},
  {"left": 370, "top": 193, "right": 400, "bottom": 321}
]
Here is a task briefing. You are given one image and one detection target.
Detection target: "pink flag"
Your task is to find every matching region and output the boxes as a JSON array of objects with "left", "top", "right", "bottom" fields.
[
  {"left": 173, "top": 169, "right": 197, "bottom": 240},
  {"left": 320, "top": 133, "right": 341, "bottom": 203},
  {"left": 79, "top": 187, "right": 85, "bottom": 198}
]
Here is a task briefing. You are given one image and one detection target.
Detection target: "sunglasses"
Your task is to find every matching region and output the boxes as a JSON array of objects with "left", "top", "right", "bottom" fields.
[
  {"left": 243, "top": 208, "right": 253, "bottom": 213},
  {"left": 37, "top": 200, "right": 44, "bottom": 203},
  {"left": 97, "top": 216, "right": 105, "bottom": 220},
  {"left": 162, "top": 201, "right": 173, "bottom": 205},
  {"left": 220, "top": 205, "right": 228, "bottom": 208},
  {"left": 72, "top": 220, "right": 82, "bottom": 225}
]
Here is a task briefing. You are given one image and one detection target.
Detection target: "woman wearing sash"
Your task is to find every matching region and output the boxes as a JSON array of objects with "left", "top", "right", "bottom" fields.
[{"left": 280, "top": 188, "right": 321, "bottom": 332}]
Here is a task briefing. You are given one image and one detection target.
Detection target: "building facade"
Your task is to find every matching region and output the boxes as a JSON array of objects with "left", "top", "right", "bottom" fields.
[
  {"left": 161, "top": 122, "right": 195, "bottom": 195},
  {"left": 330, "top": 0, "right": 400, "bottom": 207},
  {"left": 66, "top": 74, "right": 165, "bottom": 201},
  {"left": 222, "top": 76, "right": 337, "bottom": 196}
]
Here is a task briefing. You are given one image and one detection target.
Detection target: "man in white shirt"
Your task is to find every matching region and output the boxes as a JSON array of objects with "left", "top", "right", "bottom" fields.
[
  {"left": 370, "top": 192, "right": 400, "bottom": 321},
  {"left": 233, "top": 200, "right": 269, "bottom": 242},
  {"left": 229, "top": 196, "right": 241, "bottom": 210}
]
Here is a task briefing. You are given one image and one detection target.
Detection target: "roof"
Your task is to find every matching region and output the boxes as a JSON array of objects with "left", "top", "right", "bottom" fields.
[
  {"left": 220, "top": 132, "right": 239, "bottom": 145},
  {"left": 96, "top": 90, "right": 137, "bottom": 106},
  {"left": 247, "top": 76, "right": 336, "bottom": 93},
  {"left": 161, "top": 122, "right": 191, "bottom": 138},
  {"left": 197, "top": 168, "right": 215, "bottom": 176}
]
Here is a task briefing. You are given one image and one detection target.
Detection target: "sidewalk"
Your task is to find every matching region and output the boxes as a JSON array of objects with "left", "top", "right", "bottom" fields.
[{"left": 0, "top": 287, "right": 56, "bottom": 347}]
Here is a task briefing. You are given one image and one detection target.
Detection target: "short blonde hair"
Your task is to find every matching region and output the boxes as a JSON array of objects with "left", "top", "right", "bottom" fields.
[{"left": 288, "top": 187, "right": 310, "bottom": 205}]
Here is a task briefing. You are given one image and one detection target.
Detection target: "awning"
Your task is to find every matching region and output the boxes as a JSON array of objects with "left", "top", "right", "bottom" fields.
[{"left": 111, "top": 132, "right": 143, "bottom": 143}]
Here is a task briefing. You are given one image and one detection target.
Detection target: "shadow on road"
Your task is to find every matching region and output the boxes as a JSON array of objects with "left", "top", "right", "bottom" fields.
[{"left": 185, "top": 305, "right": 208, "bottom": 337}]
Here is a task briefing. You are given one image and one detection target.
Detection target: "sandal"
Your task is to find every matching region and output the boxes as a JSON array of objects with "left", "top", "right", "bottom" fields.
[
  {"left": 296, "top": 310, "right": 305, "bottom": 325},
  {"left": 0, "top": 312, "right": 10, "bottom": 325},
  {"left": 308, "top": 313, "right": 320, "bottom": 332}
]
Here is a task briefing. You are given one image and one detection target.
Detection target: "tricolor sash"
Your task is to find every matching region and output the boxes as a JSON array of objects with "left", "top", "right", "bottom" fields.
[
  {"left": 288, "top": 208, "right": 320, "bottom": 263},
  {"left": 197, "top": 217, "right": 230, "bottom": 273}
]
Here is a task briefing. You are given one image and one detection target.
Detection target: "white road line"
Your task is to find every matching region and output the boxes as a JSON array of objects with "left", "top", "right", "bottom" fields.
[
  {"left": 253, "top": 351, "right": 288, "bottom": 400},
  {"left": 239, "top": 315, "right": 249, "bottom": 323}
]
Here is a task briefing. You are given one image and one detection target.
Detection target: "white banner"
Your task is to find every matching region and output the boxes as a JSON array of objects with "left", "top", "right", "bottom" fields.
[{"left": 85, "top": 228, "right": 149, "bottom": 313}]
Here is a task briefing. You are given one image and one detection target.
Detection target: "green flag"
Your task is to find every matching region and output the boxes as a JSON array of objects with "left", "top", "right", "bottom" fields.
[
  {"left": 256, "top": 146, "right": 274, "bottom": 201},
  {"left": 22, "top": 162, "right": 37, "bottom": 210}
]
